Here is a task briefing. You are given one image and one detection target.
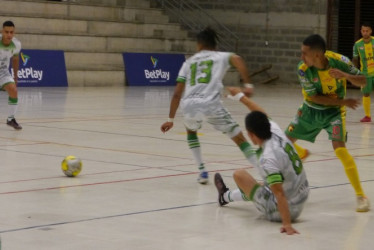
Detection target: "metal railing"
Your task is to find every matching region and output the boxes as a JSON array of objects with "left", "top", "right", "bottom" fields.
[{"left": 156, "top": 0, "right": 239, "bottom": 52}]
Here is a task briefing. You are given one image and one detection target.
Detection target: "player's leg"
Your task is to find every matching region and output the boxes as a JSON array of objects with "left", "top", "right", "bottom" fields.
[
  {"left": 186, "top": 129, "right": 208, "bottom": 184},
  {"left": 285, "top": 104, "right": 320, "bottom": 160},
  {"left": 183, "top": 118, "right": 208, "bottom": 184},
  {"left": 206, "top": 105, "right": 256, "bottom": 164},
  {"left": 327, "top": 109, "right": 370, "bottom": 212},
  {"left": 2, "top": 81, "right": 21, "bottom": 130},
  {"left": 214, "top": 169, "right": 259, "bottom": 206},
  {"left": 360, "top": 77, "right": 373, "bottom": 122}
]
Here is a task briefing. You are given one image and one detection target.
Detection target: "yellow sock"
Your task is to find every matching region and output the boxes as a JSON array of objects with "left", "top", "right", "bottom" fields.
[
  {"left": 335, "top": 147, "right": 365, "bottom": 197},
  {"left": 363, "top": 96, "right": 371, "bottom": 117},
  {"left": 293, "top": 143, "right": 307, "bottom": 159}
]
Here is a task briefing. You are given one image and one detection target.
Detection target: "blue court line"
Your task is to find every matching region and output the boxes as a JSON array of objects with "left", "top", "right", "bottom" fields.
[
  {"left": 0, "top": 202, "right": 217, "bottom": 234},
  {"left": 1, "top": 179, "right": 373, "bottom": 234}
]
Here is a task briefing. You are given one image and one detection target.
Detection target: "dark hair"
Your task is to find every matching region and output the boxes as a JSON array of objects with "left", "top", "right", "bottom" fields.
[
  {"left": 245, "top": 111, "right": 271, "bottom": 140},
  {"left": 303, "top": 34, "right": 326, "bottom": 53},
  {"left": 361, "top": 21, "right": 372, "bottom": 29},
  {"left": 3, "top": 20, "right": 15, "bottom": 28},
  {"left": 196, "top": 27, "right": 219, "bottom": 49}
]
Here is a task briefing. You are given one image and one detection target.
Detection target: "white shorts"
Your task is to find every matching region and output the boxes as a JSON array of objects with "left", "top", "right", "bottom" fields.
[
  {"left": 252, "top": 185, "right": 306, "bottom": 222},
  {"left": 182, "top": 101, "right": 241, "bottom": 138},
  {"left": 0, "top": 70, "right": 15, "bottom": 88}
]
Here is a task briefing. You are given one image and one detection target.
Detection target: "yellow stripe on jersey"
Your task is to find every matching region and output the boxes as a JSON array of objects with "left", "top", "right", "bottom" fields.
[
  {"left": 318, "top": 69, "right": 338, "bottom": 97},
  {"left": 364, "top": 42, "right": 374, "bottom": 74}
]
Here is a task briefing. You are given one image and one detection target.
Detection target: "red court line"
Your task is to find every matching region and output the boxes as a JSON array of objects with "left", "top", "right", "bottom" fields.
[
  {"left": 0, "top": 167, "right": 246, "bottom": 195},
  {"left": 0, "top": 159, "right": 250, "bottom": 185}
]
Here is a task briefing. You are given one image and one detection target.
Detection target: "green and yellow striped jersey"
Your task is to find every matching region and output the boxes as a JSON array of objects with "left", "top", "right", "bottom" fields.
[
  {"left": 353, "top": 37, "right": 374, "bottom": 77},
  {"left": 297, "top": 50, "right": 361, "bottom": 110}
]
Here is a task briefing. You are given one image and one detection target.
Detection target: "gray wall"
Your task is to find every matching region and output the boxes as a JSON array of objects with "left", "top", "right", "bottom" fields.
[{"left": 195, "top": 0, "right": 328, "bottom": 84}]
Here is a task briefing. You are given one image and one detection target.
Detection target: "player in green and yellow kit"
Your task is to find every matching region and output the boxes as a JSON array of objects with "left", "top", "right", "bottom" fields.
[
  {"left": 353, "top": 22, "right": 374, "bottom": 122},
  {"left": 285, "top": 34, "right": 370, "bottom": 212}
]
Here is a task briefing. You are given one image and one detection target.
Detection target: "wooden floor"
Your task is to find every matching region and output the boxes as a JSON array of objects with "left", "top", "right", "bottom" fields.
[{"left": 0, "top": 85, "right": 372, "bottom": 250}]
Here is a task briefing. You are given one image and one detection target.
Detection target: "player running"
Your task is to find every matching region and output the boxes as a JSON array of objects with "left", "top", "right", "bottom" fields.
[
  {"left": 286, "top": 34, "right": 370, "bottom": 212},
  {"left": 215, "top": 87, "right": 309, "bottom": 235},
  {"left": 160, "top": 27, "right": 254, "bottom": 184},
  {"left": 353, "top": 22, "right": 374, "bottom": 122},
  {"left": 0, "top": 20, "right": 22, "bottom": 130}
]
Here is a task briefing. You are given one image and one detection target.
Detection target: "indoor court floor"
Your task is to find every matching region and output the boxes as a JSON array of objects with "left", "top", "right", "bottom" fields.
[{"left": 0, "top": 84, "right": 372, "bottom": 250}]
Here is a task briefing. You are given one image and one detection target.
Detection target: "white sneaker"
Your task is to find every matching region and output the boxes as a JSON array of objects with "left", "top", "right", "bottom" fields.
[
  {"left": 197, "top": 171, "right": 208, "bottom": 184},
  {"left": 356, "top": 196, "right": 370, "bottom": 212}
]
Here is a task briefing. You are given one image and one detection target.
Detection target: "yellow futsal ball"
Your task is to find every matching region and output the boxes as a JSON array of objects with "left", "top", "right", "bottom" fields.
[{"left": 61, "top": 155, "right": 82, "bottom": 177}]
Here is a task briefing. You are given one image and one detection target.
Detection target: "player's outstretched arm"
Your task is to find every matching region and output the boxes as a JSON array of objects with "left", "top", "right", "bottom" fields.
[
  {"left": 329, "top": 68, "right": 366, "bottom": 88},
  {"left": 12, "top": 55, "right": 19, "bottom": 86},
  {"left": 161, "top": 82, "right": 184, "bottom": 133},
  {"left": 227, "top": 87, "right": 266, "bottom": 114},
  {"left": 230, "top": 55, "right": 254, "bottom": 96},
  {"left": 270, "top": 183, "right": 300, "bottom": 235},
  {"left": 309, "top": 95, "right": 360, "bottom": 110}
]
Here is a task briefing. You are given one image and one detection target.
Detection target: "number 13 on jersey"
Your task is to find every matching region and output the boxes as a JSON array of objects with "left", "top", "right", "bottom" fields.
[{"left": 190, "top": 60, "right": 213, "bottom": 86}]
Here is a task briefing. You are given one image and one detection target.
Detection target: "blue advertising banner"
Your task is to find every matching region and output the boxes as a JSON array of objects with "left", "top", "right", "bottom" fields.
[
  {"left": 12, "top": 49, "right": 68, "bottom": 87},
  {"left": 122, "top": 52, "right": 185, "bottom": 86}
]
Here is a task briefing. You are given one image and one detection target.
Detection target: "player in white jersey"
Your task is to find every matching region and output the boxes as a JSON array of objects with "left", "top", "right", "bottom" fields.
[
  {"left": 0, "top": 21, "right": 22, "bottom": 130},
  {"left": 214, "top": 87, "right": 309, "bottom": 235},
  {"left": 161, "top": 27, "right": 254, "bottom": 184}
]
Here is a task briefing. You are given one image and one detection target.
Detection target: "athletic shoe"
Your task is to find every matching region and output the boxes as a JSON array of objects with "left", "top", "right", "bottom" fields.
[
  {"left": 360, "top": 116, "right": 371, "bottom": 122},
  {"left": 6, "top": 118, "right": 22, "bottom": 130},
  {"left": 197, "top": 171, "right": 208, "bottom": 184},
  {"left": 214, "top": 173, "right": 229, "bottom": 206},
  {"left": 356, "top": 196, "right": 370, "bottom": 212}
]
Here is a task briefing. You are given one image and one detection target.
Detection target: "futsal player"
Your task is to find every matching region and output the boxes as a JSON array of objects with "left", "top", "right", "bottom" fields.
[
  {"left": 285, "top": 34, "right": 370, "bottom": 212},
  {"left": 0, "top": 20, "right": 22, "bottom": 130},
  {"left": 160, "top": 27, "right": 255, "bottom": 184},
  {"left": 215, "top": 87, "right": 309, "bottom": 235},
  {"left": 352, "top": 22, "right": 374, "bottom": 122}
]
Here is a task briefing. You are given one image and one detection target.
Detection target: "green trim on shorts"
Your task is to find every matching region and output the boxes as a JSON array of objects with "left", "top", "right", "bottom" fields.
[
  {"left": 1, "top": 81, "right": 15, "bottom": 90},
  {"left": 249, "top": 184, "right": 261, "bottom": 201}
]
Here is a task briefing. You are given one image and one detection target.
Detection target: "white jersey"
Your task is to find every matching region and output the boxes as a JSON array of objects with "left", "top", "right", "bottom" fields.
[
  {"left": 256, "top": 121, "right": 309, "bottom": 206},
  {"left": 0, "top": 35, "right": 21, "bottom": 79},
  {"left": 176, "top": 50, "right": 233, "bottom": 107}
]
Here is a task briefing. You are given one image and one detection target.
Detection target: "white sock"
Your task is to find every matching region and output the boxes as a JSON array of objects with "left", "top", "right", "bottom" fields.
[
  {"left": 8, "top": 99, "right": 18, "bottom": 120},
  {"left": 188, "top": 134, "right": 205, "bottom": 172},
  {"left": 223, "top": 189, "right": 245, "bottom": 203}
]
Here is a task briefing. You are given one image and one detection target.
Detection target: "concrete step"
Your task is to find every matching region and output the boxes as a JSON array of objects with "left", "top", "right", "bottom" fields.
[
  {"left": 64, "top": 52, "right": 124, "bottom": 71},
  {"left": 67, "top": 70, "right": 125, "bottom": 87},
  {"left": 4, "top": 16, "right": 188, "bottom": 39},
  {"left": 70, "top": 0, "right": 151, "bottom": 8},
  {"left": 16, "top": 34, "right": 196, "bottom": 53},
  {"left": 0, "top": 0, "right": 169, "bottom": 23}
]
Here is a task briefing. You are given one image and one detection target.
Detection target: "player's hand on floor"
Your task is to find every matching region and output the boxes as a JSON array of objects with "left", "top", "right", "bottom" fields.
[
  {"left": 280, "top": 225, "right": 300, "bottom": 235},
  {"left": 161, "top": 122, "right": 173, "bottom": 133}
]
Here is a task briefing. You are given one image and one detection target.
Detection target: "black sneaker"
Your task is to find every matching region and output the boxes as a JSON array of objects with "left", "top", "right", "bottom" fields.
[
  {"left": 214, "top": 173, "right": 229, "bottom": 206},
  {"left": 7, "top": 118, "right": 22, "bottom": 130}
]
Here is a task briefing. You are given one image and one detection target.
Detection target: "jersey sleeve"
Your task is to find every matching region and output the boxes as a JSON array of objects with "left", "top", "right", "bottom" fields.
[
  {"left": 353, "top": 43, "right": 359, "bottom": 58},
  {"left": 176, "top": 61, "right": 187, "bottom": 83},
  {"left": 262, "top": 158, "right": 284, "bottom": 186},
  {"left": 12, "top": 38, "right": 21, "bottom": 56},
  {"left": 297, "top": 62, "right": 316, "bottom": 96},
  {"left": 338, "top": 55, "right": 361, "bottom": 75}
]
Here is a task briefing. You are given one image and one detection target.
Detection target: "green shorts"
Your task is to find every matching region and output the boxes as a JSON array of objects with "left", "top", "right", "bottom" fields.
[
  {"left": 361, "top": 77, "right": 374, "bottom": 94},
  {"left": 285, "top": 103, "right": 347, "bottom": 143}
]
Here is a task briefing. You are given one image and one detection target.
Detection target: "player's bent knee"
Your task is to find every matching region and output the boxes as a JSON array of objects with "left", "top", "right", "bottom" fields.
[{"left": 233, "top": 169, "right": 248, "bottom": 182}]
